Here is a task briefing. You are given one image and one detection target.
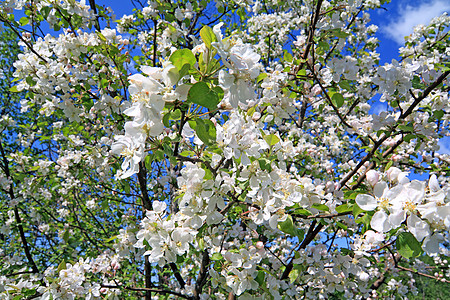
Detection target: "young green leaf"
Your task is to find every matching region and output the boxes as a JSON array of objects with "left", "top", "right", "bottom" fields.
[
  {"left": 200, "top": 25, "right": 217, "bottom": 48},
  {"left": 264, "top": 134, "right": 280, "bottom": 146},
  {"left": 187, "top": 82, "right": 221, "bottom": 109},
  {"left": 169, "top": 49, "right": 196, "bottom": 72},
  {"left": 396, "top": 232, "right": 423, "bottom": 258},
  {"left": 331, "top": 92, "right": 345, "bottom": 108}
]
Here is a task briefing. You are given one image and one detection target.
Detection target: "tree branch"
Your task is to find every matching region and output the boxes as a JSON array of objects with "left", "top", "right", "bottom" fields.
[
  {"left": 0, "top": 141, "right": 39, "bottom": 274},
  {"left": 194, "top": 250, "right": 210, "bottom": 299}
]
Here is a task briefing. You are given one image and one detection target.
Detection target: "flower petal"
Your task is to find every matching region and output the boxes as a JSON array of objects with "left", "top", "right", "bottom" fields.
[
  {"left": 356, "top": 194, "right": 377, "bottom": 211},
  {"left": 371, "top": 211, "right": 390, "bottom": 232}
]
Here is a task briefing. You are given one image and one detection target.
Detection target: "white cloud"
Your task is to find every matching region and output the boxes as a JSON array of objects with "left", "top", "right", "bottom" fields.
[{"left": 383, "top": 0, "right": 450, "bottom": 44}]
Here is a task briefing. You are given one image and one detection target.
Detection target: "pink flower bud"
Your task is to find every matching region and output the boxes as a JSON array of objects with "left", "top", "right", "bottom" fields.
[
  {"left": 366, "top": 170, "right": 379, "bottom": 187},
  {"left": 256, "top": 241, "right": 264, "bottom": 249},
  {"left": 387, "top": 167, "right": 401, "bottom": 182}
]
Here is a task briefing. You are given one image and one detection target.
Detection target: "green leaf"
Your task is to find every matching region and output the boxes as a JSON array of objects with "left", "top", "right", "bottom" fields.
[
  {"left": 396, "top": 232, "right": 423, "bottom": 258},
  {"left": 353, "top": 203, "right": 364, "bottom": 218},
  {"left": 9, "top": 86, "right": 19, "bottom": 93},
  {"left": 339, "top": 80, "right": 353, "bottom": 91},
  {"left": 256, "top": 73, "right": 268, "bottom": 83},
  {"left": 57, "top": 259, "right": 67, "bottom": 273},
  {"left": 283, "top": 51, "right": 293, "bottom": 62},
  {"left": 331, "top": 92, "right": 345, "bottom": 108},
  {"left": 264, "top": 134, "right": 280, "bottom": 146},
  {"left": 297, "top": 69, "right": 306, "bottom": 76},
  {"left": 26, "top": 76, "right": 36, "bottom": 87},
  {"left": 433, "top": 110, "right": 444, "bottom": 120},
  {"left": 62, "top": 230, "right": 70, "bottom": 242},
  {"left": 198, "top": 238, "right": 205, "bottom": 250},
  {"left": 23, "top": 289, "right": 37, "bottom": 297},
  {"left": 188, "top": 118, "right": 216, "bottom": 146},
  {"left": 278, "top": 215, "right": 296, "bottom": 236},
  {"left": 105, "top": 235, "right": 117, "bottom": 243},
  {"left": 312, "top": 203, "right": 330, "bottom": 212},
  {"left": 404, "top": 134, "right": 416, "bottom": 142},
  {"left": 398, "top": 124, "right": 414, "bottom": 133},
  {"left": 255, "top": 270, "right": 266, "bottom": 286},
  {"left": 289, "top": 266, "right": 300, "bottom": 283},
  {"left": 336, "top": 203, "right": 353, "bottom": 213},
  {"left": 355, "top": 213, "right": 371, "bottom": 228},
  {"left": 178, "top": 63, "right": 191, "bottom": 80},
  {"left": 336, "top": 221, "right": 348, "bottom": 230},
  {"left": 198, "top": 52, "right": 207, "bottom": 73},
  {"left": 294, "top": 208, "right": 312, "bottom": 216},
  {"left": 412, "top": 76, "right": 425, "bottom": 89},
  {"left": 330, "top": 29, "right": 349, "bottom": 38},
  {"left": 211, "top": 253, "right": 223, "bottom": 261},
  {"left": 200, "top": 25, "right": 217, "bottom": 48},
  {"left": 258, "top": 158, "right": 272, "bottom": 172},
  {"left": 187, "top": 82, "right": 221, "bottom": 109},
  {"left": 169, "top": 49, "right": 196, "bottom": 72},
  {"left": 162, "top": 112, "right": 171, "bottom": 128},
  {"left": 385, "top": 160, "right": 393, "bottom": 171},
  {"left": 19, "top": 16, "right": 29, "bottom": 26},
  {"left": 212, "top": 86, "right": 224, "bottom": 101}
]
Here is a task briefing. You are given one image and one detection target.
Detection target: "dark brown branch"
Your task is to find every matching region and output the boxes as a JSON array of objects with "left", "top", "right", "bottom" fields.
[
  {"left": 137, "top": 162, "right": 152, "bottom": 210},
  {"left": 0, "top": 141, "right": 39, "bottom": 274},
  {"left": 400, "top": 70, "right": 450, "bottom": 120},
  {"left": 368, "top": 240, "right": 395, "bottom": 253},
  {"left": 101, "top": 284, "right": 192, "bottom": 299},
  {"left": 176, "top": 154, "right": 215, "bottom": 176},
  {"left": 194, "top": 250, "right": 210, "bottom": 299},
  {"left": 371, "top": 252, "right": 401, "bottom": 290},
  {"left": 349, "top": 135, "right": 404, "bottom": 191},
  {"left": 88, "top": 0, "right": 101, "bottom": 31},
  {"left": 280, "top": 220, "right": 324, "bottom": 280},
  {"left": 152, "top": 19, "right": 158, "bottom": 67},
  {"left": 136, "top": 162, "right": 152, "bottom": 300},
  {"left": 0, "top": 16, "right": 48, "bottom": 63},
  {"left": 397, "top": 265, "right": 450, "bottom": 283},
  {"left": 170, "top": 262, "right": 186, "bottom": 289},
  {"left": 301, "top": 0, "right": 323, "bottom": 62},
  {"left": 294, "top": 211, "right": 352, "bottom": 219}
]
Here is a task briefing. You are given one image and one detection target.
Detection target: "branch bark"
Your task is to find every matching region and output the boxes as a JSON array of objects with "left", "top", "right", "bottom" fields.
[{"left": 0, "top": 141, "right": 39, "bottom": 274}]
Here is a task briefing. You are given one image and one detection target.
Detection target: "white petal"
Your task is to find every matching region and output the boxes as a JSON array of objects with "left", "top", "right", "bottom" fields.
[
  {"left": 153, "top": 201, "right": 167, "bottom": 213},
  {"left": 407, "top": 214, "right": 430, "bottom": 242},
  {"left": 388, "top": 209, "right": 406, "bottom": 229},
  {"left": 423, "top": 234, "right": 443, "bottom": 255},
  {"left": 356, "top": 194, "right": 377, "bottom": 211},
  {"left": 373, "top": 181, "right": 387, "bottom": 199},
  {"left": 371, "top": 211, "right": 389, "bottom": 232},
  {"left": 140, "top": 66, "right": 163, "bottom": 80},
  {"left": 428, "top": 174, "right": 440, "bottom": 193},
  {"left": 406, "top": 180, "right": 425, "bottom": 203}
]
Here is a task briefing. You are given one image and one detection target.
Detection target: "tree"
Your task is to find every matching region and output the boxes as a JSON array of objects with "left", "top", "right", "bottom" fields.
[{"left": 0, "top": 0, "right": 449, "bottom": 299}]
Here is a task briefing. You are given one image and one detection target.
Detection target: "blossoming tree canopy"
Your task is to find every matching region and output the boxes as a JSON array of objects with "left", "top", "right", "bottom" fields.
[{"left": 0, "top": 0, "right": 449, "bottom": 299}]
